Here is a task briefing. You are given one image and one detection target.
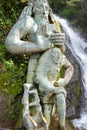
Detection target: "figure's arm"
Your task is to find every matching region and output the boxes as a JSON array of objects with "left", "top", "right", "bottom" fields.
[
  {"left": 34, "top": 66, "right": 66, "bottom": 96},
  {"left": 54, "top": 59, "right": 74, "bottom": 87},
  {"left": 63, "top": 61, "right": 74, "bottom": 84},
  {"left": 5, "top": 16, "right": 51, "bottom": 54},
  {"left": 35, "top": 76, "right": 66, "bottom": 96}
]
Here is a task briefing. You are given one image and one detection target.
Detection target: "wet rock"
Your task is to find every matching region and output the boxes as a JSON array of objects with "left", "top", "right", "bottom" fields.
[{"left": 65, "top": 48, "right": 82, "bottom": 119}]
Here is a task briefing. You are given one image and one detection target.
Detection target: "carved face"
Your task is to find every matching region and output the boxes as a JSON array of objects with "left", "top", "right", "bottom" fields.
[
  {"left": 33, "top": 2, "right": 49, "bottom": 18},
  {"left": 51, "top": 48, "right": 62, "bottom": 64}
]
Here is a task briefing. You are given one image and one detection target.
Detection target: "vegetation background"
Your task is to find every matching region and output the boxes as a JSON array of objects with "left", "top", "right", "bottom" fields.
[{"left": 0, "top": 0, "right": 87, "bottom": 128}]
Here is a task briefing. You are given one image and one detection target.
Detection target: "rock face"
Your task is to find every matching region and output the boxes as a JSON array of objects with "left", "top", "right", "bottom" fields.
[
  {"left": 65, "top": 48, "right": 82, "bottom": 119},
  {"left": 0, "top": 92, "right": 11, "bottom": 127},
  {"left": 0, "top": 92, "right": 9, "bottom": 123}
]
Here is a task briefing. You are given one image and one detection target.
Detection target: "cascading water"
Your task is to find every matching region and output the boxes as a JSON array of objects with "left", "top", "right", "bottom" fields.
[{"left": 56, "top": 15, "right": 87, "bottom": 130}]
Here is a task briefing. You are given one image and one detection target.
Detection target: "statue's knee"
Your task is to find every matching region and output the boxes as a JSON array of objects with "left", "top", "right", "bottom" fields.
[{"left": 55, "top": 93, "right": 65, "bottom": 104}]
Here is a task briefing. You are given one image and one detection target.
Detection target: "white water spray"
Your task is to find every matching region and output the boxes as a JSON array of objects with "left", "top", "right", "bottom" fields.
[{"left": 56, "top": 15, "right": 87, "bottom": 130}]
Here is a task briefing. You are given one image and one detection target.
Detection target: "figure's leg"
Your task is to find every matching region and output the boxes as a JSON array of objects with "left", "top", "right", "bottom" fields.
[
  {"left": 55, "top": 94, "right": 67, "bottom": 130},
  {"left": 42, "top": 103, "right": 53, "bottom": 127},
  {"left": 26, "top": 53, "right": 41, "bottom": 84}
]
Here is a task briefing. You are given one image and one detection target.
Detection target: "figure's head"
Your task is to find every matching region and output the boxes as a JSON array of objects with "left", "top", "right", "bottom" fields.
[
  {"left": 51, "top": 48, "right": 63, "bottom": 64},
  {"left": 33, "top": 0, "right": 50, "bottom": 18}
]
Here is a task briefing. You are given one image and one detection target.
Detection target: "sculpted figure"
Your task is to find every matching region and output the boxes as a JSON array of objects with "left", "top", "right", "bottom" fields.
[
  {"left": 5, "top": 0, "right": 65, "bottom": 55},
  {"left": 34, "top": 48, "right": 74, "bottom": 130},
  {"left": 5, "top": 0, "right": 65, "bottom": 84},
  {"left": 5, "top": 0, "right": 69, "bottom": 130}
]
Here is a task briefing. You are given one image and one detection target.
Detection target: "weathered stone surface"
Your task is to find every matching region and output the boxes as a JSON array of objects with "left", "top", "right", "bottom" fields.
[
  {"left": 0, "top": 92, "right": 9, "bottom": 122},
  {"left": 65, "top": 48, "right": 82, "bottom": 119}
]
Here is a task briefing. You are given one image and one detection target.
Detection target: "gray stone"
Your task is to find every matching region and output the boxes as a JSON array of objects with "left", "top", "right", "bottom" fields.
[{"left": 66, "top": 48, "right": 82, "bottom": 119}]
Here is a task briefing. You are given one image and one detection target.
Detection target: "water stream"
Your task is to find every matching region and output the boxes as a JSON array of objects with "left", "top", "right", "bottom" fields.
[{"left": 56, "top": 15, "right": 87, "bottom": 130}]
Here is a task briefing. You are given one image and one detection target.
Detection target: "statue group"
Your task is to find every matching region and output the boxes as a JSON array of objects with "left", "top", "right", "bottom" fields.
[{"left": 5, "top": 0, "right": 74, "bottom": 130}]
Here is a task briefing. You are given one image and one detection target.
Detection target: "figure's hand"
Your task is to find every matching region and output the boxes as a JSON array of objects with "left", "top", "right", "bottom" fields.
[
  {"left": 54, "top": 78, "right": 66, "bottom": 87},
  {"left": 50, "top": 32, "right": 65, "bottom": 46}
]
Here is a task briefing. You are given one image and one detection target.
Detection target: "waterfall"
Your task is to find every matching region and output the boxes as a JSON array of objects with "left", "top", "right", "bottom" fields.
[{"left": 56, "top": 15, "right": 87, "bottom": 130}]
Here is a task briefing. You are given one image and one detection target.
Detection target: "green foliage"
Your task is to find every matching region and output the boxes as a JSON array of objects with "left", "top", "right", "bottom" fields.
[
  {"left": 60, "top": 0, "right": 81, "bottom": 18},
  {"left": 60, "top": 0, "right": 87, "bottom": 33},
  {"left": 0, "top": 0, "right": 29, "bottom": 99},
  {"left": 48, "top": 0, "right": 66, "bottom": 13},
  {"left": 0, "top": 55, "right": 27, "bottom": 97},
  {"left": 0, "top": 44, "right": 28, "bottom": 122},
  {"left": 0, "top": 0, "right": 30, "bottom": 123},
  {"left": 49, "top": 0, "right": 87, "bottom": 34},
  {"left": 0, "top": 41, "right": 27, "bottom": 99},
  {"left": 0, "top": 0, "right": 30, "bottom": 32}
]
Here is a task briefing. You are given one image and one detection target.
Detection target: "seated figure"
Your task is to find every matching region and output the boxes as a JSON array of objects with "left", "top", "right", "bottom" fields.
[{"left": 34, "top": 47, "right": 74, "bottom": 130}]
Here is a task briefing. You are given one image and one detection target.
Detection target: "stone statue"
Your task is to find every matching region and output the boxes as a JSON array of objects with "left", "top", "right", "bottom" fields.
[
  {"left": 34, "top": 47, "right": 74, "bottom": 130},
  {"left": 5, "top": 0, "right": 73, "bottom": 130},
  {"left": 5, "top": 0, "right": 65, "bottom": 55}
]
